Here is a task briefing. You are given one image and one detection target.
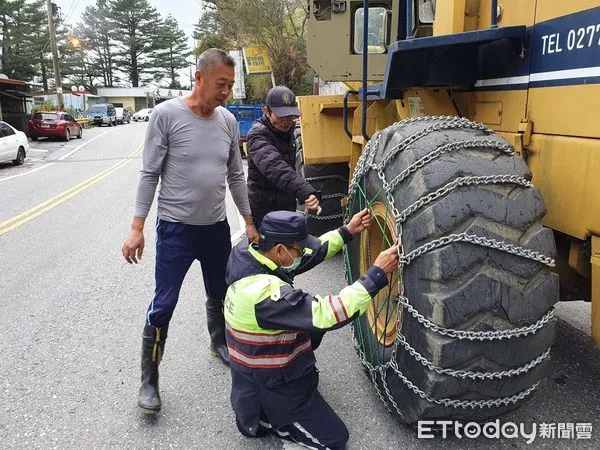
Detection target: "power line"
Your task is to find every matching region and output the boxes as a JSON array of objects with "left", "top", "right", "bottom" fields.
[
  {"left": 37, "top": 0, "right": 81, "bottom": 56},
  {"left": 62, "top": 0, "right": 82, "bottom": 25}
]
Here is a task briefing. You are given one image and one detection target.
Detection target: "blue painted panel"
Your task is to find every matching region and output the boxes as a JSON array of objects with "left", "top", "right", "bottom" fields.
[
  {"left": 474, "top": 7, "right": 600, "bottom": 89},
  {"left": 376, "top": 6, "right": 600, "bottom": 96},
  {"left": 226, "top": 104, "right": 263, "bottom": 139},
  {"left": 530, "top": 7, "right": 600, "bottom": 74}
]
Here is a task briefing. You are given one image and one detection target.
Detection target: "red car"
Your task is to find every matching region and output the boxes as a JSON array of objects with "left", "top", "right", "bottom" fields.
[{"left": 28, "top": 111, "right": 83, "bottom": 141}]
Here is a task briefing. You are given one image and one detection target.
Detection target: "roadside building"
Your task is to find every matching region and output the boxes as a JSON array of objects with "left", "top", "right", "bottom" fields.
[
  {"left": 31, "top": 91, "right": 100, "bottom": 117},
  {"left": 30, "top": 86, "right": 192, "bottom": 118},
  {"left": 0, "top": 76, "right": 33, "bottom": 133},
  {"left": 96, "top": 87, "right": 192, "bottom": 112}
]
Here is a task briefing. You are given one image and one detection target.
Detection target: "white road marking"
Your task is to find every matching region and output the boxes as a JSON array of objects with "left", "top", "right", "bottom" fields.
[{"left": 0, "top": 130, "right": 113, "bottom": 183}]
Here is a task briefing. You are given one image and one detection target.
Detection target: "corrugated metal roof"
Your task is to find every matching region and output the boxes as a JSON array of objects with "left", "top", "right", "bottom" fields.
[{"left": 0, "top": 78, "right": 27, "bottom": 87}]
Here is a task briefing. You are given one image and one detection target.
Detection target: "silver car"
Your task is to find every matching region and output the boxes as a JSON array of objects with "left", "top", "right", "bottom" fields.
[
  {"left": 132, "top": 108, "right": 154, "bottom": 122},
  {"left": 115, "top": 107, "right": 131, "bottom": 124}
]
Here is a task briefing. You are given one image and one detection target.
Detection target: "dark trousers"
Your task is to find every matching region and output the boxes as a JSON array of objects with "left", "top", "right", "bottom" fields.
[
  {"left": 274, "top": 389, "right": 349, "bottom": 449},
  {"left": 145, "top": 218, "right": 231, "bottom": 326},
  {"left": 249, "top": 188, "right": 296, "bottom": 230},
  {"left": 247, "top": 389, "right": 348, "bottom": 449},
  {"left": 234, "top": 368, "right": 349, "bottom": 449}
]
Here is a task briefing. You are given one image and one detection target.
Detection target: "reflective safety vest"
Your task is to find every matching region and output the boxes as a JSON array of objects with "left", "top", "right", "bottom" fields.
[{"left": 224, "top": 226, "right": 389, "bottom": 433}]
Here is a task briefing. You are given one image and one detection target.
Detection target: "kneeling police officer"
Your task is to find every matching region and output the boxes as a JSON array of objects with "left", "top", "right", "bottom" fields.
[{"left": 224, "top": 209, "right": 398, "bottom": 449}]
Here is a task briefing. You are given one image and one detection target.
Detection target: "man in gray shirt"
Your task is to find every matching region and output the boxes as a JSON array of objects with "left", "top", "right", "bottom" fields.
[{"left": 122, "top": 48, "right": 259, "bottom": 414}]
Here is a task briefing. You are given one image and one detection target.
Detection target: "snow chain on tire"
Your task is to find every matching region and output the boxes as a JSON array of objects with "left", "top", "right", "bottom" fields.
[
  {"left": 344, "top": 116, "right": 559, "bottom": 423},
  {"left": 294, "top": 121, "right": 349, "bottom": 235}
]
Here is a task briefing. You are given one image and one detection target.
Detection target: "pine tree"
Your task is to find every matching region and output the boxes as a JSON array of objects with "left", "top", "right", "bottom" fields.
[
  {"left": 108, "top": 0, "right": 162, "bottom": 87},
  {"left": 61, "top": 27, "right": 103, "bottom": 90},
  {"left": 23, "top": 0, "right": 51, "bottom": 88},
  {"left": 52, "top": 7, "right": 85, "bottom": 88},
  {"left": 151, "top": 15, "right": 190, "bottom": 88},
  {"left": 0, "top": 0, "right": 48, "bottom": 82},
  {"left": 76, "top": 0, "right": 116, "bottom": 87},
  {"left": 0, "top": 0, "right": 24, "bottom": 77}
]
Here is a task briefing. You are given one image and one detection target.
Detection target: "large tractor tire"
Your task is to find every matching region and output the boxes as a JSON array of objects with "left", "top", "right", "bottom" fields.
[
  {"left": 345, "top": 116, "right": 559, "bottom": 424},
  {"left": 294, "top": 122, "right": 349, "bottom": 236}
]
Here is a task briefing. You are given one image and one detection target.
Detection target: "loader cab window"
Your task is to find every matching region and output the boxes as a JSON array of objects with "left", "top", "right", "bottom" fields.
[
  {"left": 413, "top": 0, "right": 435, "bottom": 38},
  {"left": 352, "top": 6, "right": 390, "bottom": 54},
  {"left": 418, "top": 0, "right": 435, "bottom": 24}
]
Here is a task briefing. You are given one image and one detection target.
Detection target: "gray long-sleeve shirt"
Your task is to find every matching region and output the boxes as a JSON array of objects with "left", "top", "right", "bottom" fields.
[{"left": 134, "top": 97, "right": 251, "bottom": 225}]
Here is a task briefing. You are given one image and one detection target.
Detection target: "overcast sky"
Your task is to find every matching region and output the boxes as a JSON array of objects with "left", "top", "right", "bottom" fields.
[
  {"left": 60, "top": 0, "right": 200, "bottom": 37},
  {"left": 58, "top": 0, "right": 201, "bottom": 86}
]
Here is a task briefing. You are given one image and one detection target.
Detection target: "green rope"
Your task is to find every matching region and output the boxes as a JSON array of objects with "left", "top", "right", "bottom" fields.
[
  {"left": 345, "top": 244, "right": 376, "bottom": 362},
  {"left": 355, "top": 183, "right": 394, "bottom": 248},
  {"left": 347, "top": 174, "right": 399, "bottom": 365},
  {"left": 345, "top": 191, "right": 374, "bottom": 361},
  {"left": 379, "top": 203, "right": 394, "bottom": 362}
]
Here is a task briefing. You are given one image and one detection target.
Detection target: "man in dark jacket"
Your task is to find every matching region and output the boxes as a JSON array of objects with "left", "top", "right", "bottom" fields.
[
  {"left": 224, "top": 209, "right": 399, "bottom": 449},
  {"left": 246, "top": 86, "right": 321, "bottom": 229}
]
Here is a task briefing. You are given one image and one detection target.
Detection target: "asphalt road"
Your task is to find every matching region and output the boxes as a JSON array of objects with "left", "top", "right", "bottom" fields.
[{"left": 0, "top": 123, "right": 599, "bottom": 449}]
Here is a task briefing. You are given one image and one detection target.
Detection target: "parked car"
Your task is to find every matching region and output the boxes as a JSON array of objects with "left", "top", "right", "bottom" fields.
[
  {"left": 28, "top": 111, "right": 83, "bottom": 141},
  {"left": 115, "top": 107, "right": 131, "bottom": 124},
  {"left": 0, "top": 121, "right": 28, "bottom": 165},
  {"left": 87, "top": 103, "right": 117, "bottom": 126},
  {"left": 132, "top": 108, "right": 153, "bottom": 122}
]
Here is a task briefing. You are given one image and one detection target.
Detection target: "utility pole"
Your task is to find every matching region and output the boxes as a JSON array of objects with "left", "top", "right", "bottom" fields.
[{"left": 46, "top": 0, "right": 64, "bottom": 108}]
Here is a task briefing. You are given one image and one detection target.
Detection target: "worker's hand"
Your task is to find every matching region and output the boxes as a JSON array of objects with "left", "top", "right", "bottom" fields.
[
  {"left": 346, "top": 208, "right": 372, "bottom": 236},
  {"left": 373, "top": 245, "right": 399, "bottom": 275},
  {"left": 122, "top": 229, "right": 145, "bottom": 264},
  {"left": 305, "top": 194, "right": 322, "bottom": 216},
  {"left": 246, "top": 223, "right": 260, "bottom": 244}
]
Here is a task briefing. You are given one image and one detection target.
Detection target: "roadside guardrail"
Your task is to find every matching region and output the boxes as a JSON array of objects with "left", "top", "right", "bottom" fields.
[{"left": 76, "top": 118, "right": 91, "bottom": 128}]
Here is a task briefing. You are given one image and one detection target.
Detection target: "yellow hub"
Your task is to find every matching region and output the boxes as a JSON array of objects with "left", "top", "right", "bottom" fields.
[{"left": 359, "top": 202, "right": 400, "bottom": 347}]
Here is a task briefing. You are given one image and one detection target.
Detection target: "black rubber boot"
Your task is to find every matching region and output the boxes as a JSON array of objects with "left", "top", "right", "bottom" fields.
[
  {"left": 206, "top": 300, "right": 230, "bottom": 366},
  {"left": 138, "top": 324, "right": 168, "bottom": 413}
]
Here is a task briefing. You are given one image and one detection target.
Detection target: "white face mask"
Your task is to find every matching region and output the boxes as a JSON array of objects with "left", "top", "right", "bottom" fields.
[{"left": 280, "top": 246, "right": 302, "bottom": 272}]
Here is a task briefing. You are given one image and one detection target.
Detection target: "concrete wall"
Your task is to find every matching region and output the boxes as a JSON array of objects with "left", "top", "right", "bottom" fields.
[{"left": 106, "top": 96, "right": 136, "bottom": 111}]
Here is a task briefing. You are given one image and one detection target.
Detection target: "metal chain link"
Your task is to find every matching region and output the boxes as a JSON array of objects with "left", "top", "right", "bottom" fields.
[
  {"left": 353, "top": 320, "right": 545, "bottom": 410},
  {"left": 379, "top": 366, "right": 406, "bottom": 417},
  {"left": 379, "top": 117, "right": 492, "bottom": 169},
  {"left": 346, "top": 138, "right": 376, "bottom": 214},
  {"left": 398, "top": 174, "right": 532, "bottom": 223},
  {"left": 322, "top": 193, "right": 346, "bottom": 200},
  {"left": 387, "top": 359, "right": 541, "bottom": 409},
  {"left": 390, "top": 115, "right": 477, "bottom": 127},
  {"left": 388, "top": 139, "right": 515, "bottom": 191},
  {"left": 398, "top": 296, "right": 556, "bottom": 340},
  {"left": 401, "top": 232, "right": 556, "bottom": 267},
  {"left": 344, "top": 117, "right": 555, "bottom": 413},
  {"left": 370, "top": 367, "right": 394, "bottom": 414},
  {"left": 396, "top": 333, "right": 552, "bottom": 379},
  {"left": 350, "top": 323, "right": 395, "bottom": 413},
  {"left": 303, "top": 212, "right": 345, "bottom": 220},
  {"left": 305, "top": 175, "right": 349, "bottom": 183}
]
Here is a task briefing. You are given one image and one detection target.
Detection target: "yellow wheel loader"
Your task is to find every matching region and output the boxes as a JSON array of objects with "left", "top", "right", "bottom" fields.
[{"left": 297, "top": 0, "right": 599, "bottom": 423}]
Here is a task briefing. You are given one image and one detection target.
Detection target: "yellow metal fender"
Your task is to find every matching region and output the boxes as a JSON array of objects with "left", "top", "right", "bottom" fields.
[{"left": 592, "top": 237, "right": 600, "bottom": 348}]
